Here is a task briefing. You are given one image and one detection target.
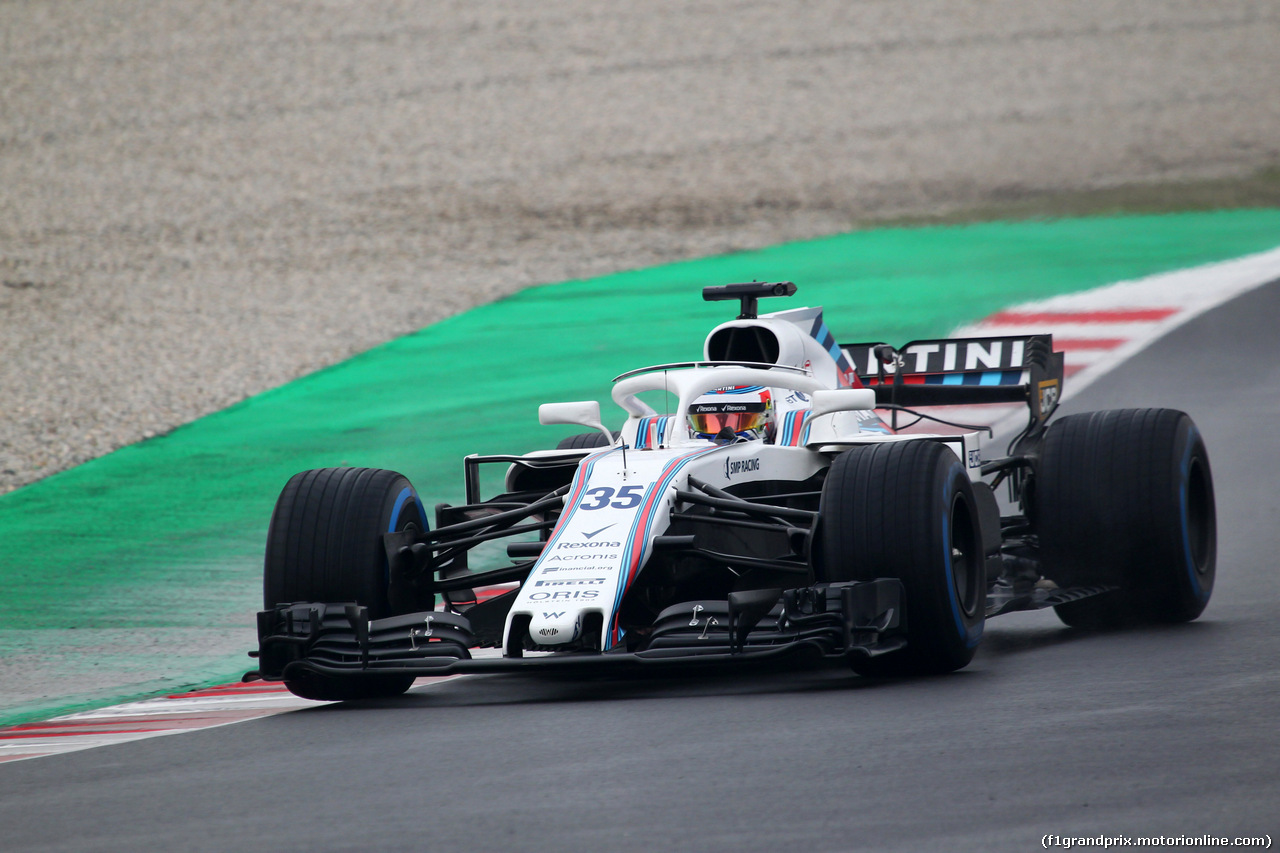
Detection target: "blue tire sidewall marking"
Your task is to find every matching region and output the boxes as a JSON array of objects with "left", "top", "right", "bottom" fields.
[
  {"left": 1179, "top": 427, "right": 1207, "bottom": 602},
  {"left": 383, "top": 485, "right": 421, "bottom": 593},
  {"left": 941, "top": 466, "right": 982, "bottom": 648},
  {"left": 388, "top": 485, "right": 424, "bottom": 533}
]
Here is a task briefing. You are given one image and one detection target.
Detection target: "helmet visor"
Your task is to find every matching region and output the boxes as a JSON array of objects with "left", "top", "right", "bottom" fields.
[{"left": 689, "top": 403, "right": 767, "bottom": 436}]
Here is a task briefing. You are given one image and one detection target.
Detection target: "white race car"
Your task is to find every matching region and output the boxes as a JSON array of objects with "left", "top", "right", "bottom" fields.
[{"left": 249, "top": 282, "right": 1216, "bottom": 700}]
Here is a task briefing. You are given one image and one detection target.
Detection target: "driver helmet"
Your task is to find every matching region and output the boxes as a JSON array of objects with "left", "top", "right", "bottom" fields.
[{"left": 688, "top": 386, "right": 774, "bottom": 443}]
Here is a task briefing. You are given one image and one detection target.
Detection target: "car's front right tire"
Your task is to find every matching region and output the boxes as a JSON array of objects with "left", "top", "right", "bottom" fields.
[
  {"left": 817, "top": 440, "right": 985, "bottom": 676},
  {"left": 264, "top": 467, "right": 426, "bottom": 701}
]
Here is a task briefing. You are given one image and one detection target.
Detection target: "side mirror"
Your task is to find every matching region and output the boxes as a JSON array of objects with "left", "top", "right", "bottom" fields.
[
  {"left": 539, "top": 401, "right": 615, "bottom": 447},
  {"left": 809, "top": 388, "right": 877, "bottom": 418}
]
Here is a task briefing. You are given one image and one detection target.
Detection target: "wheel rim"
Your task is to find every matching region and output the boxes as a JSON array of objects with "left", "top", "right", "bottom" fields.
[
  {"left": 950, "top": 493, "right": 982, "bottom": 618},
  {"left": 1185, "top": 457, "right": 1213, "bottom": 577}
]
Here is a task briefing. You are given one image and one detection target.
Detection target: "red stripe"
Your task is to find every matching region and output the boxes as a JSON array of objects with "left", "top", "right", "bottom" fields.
[
  {"left": 612, "top": 446, "right": 718, "bottom": 645},
  {"left": 0, "top": 727, "right": 163, "bottom": 740},
  {"left": 0, "top": 709, "right": 293, "bottom": 735},
  {"left": 1053, "top": 338, "right": 1126, "bottom": 350},
  {"left": 2, "top": 719, "right": 171, "bottom": 732},
  {"left": 474, "top": 583, "right": 518, "bottom": 602},
  {"left": 986, "top": 308, "right": 1179, "bottom": 324},
  {"left": 623, "top": 447, "right": 717, "bottom": 586},
  {"left": 168, "top": 683, "right": 291, "bottom": 699},
  {"left": 864, "top": 375, "right": 924, "bottom": 385}
]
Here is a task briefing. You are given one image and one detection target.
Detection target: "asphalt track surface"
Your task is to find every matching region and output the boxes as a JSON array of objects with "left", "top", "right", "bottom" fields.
[{"left": 2, "top": 286, "right": 1277, "bottom": 851}]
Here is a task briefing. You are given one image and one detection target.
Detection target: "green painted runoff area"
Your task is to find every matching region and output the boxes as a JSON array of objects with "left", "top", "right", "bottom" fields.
[{"left": 2, "top": 210, "right": 1279, "bottom": 725}]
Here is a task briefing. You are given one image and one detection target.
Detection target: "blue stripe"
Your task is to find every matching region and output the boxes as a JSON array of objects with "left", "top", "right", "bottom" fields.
[
  {"left": 921, "top": 370, "right": 1025, "bottom": 385},
  {"left": 1180, "top": 428, "right": 1207, "bottom": 601},
  {"left": 637, "top": 416, "right": 654, "bottom": 448},
  {"left": 636, "top": 416, "right": 673, "bottom": 449},
  {"left": 782, "top": 410, "right": 809, "bottom": 446},
  {"left": 609, "top": 446, "right": 720, "bottom": 647},
  {"left": 942, "top": 477, "right": 983, "bottom": 649},
  {"left": 389, "top": 487, "right": 415, "bottom": 533},
  {"left": 537, "top": 447, "right": 621, "bottom": 554},
  {"left": 813, "top": 318, "right": 855, "bottom": 376}
]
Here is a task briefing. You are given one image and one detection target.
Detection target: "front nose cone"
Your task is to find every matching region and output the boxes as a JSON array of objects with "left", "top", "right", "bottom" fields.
[{"left": 528, "top": 611, "right": 580, "bottom": 646}]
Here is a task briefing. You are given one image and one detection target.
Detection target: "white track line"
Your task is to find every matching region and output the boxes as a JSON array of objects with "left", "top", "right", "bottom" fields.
[
  {"left": 955, "top": 246, "right": 1280, "bottom": 402},
  {"left": 0, "top": 677, "right": 462, "bottom": 763}
]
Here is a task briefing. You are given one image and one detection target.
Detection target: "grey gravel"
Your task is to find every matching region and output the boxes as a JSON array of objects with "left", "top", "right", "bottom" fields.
[{"left": 3, "top": 0, "right": 1279, "bottom": 493}]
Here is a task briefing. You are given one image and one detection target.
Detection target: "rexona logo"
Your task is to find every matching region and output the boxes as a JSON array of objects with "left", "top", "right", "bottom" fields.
[
  {"left": 534, "top": 578, "right": 607, "bottom": 587},
  {"left": 557, "top": 541, "right": 622, "bottom": 550},
  {"left": 582, "top": 524, "right": 616, "bottom": 540},
  {"left": 693, "top": 403, "right": 749, "bottom": 413},
  {"left": 529, "top": 589, "right": 600, "bottom": 601},
  {"left": 724, "top": 457, "right": 761, "bottom": 479}
]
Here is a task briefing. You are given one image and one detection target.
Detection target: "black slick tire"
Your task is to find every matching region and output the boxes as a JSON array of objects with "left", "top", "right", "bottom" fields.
[
  {"left": 556, "top": 432, "right": 614, "bottom": 450},
  {"left": 1035, "top": 409, "right": 1216, "bottom": 628},
  {"left": 818, "top": 440, "right": 985, "bottom": 676},
  {"left": 264, "top": 467, "right": 426, "bottom": 700}
]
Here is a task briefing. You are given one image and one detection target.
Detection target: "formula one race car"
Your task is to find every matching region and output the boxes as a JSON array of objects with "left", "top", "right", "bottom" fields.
[{"left": 248, "top": 282, "right": 1217, "bottom": 700}]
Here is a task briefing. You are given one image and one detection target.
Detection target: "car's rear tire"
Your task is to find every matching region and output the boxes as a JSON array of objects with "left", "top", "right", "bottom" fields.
[
  {"left": 1035, "top": 409, "right": 1216, "bottom": 628},
  {"left": 818, "top": 440, "right": 985, "bottom": 676},
  {"left": 264, "top": 467, "right": 426, "bottom": 700}
]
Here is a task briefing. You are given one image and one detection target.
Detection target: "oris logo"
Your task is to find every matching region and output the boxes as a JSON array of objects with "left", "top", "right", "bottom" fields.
[
  {"left": 529, "top": 589, "right": 600, "bottom": 601},
  {"left": 724, "top": 457, "right": 761, "bottom": 478}
]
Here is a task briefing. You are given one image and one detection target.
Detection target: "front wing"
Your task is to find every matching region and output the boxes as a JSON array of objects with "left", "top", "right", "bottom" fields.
[{"left": 248, "top": 579, "right": 907, "bottom": 681}]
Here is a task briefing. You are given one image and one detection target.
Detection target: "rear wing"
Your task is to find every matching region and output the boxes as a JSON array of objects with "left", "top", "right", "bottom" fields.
[{"left": 841, "top": 334, "right": 1065, "bottom": 423}]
